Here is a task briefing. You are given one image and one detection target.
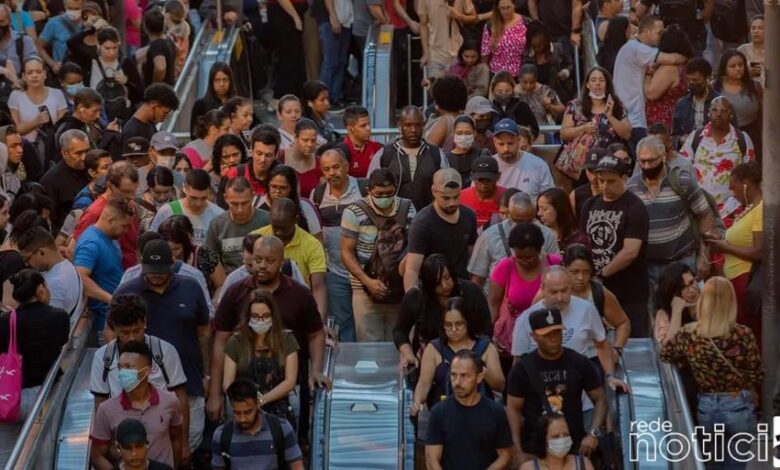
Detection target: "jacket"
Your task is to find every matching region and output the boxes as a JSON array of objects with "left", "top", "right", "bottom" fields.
[
  {"left": 672, "top": 89, "right": 719, "bottom": 149},
  {"left": 379, "top": 139, "right": 445, "bottom": 211}
]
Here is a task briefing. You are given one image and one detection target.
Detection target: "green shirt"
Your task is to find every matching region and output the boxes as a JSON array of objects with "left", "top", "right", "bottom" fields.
[{"left": 224, "top": 330, "right": 300, "bottom": 381}]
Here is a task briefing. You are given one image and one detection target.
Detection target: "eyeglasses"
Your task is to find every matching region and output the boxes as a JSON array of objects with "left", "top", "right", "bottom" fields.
[
  {"left": 443, "top": 321, "right": 466, "bottom": 331},
  {"left": 250, "top": 313, "right": 272, "bottom": 321}
]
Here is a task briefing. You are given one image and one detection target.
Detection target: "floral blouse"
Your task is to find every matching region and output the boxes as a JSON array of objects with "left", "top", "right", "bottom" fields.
[
  {"left": 680, "top": 123, "right": 755, "bottom": 214},
  {"left": 563, "top": 99, "right": 625, "bottom": 150},
  {"left": 660, "top": 323, "right": 764, "bottom": 393},
  {"left": 481, "top": 18, "right": 527, "bottom": 76},
  {"left": 516, "top": 84, "right": 562, "bottom": 125}
]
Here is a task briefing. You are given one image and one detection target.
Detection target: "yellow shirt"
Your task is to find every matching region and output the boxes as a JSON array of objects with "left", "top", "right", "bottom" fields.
[
  {"left": 723, "top": 201, "right": 762, "bottom": 280},
  {"left": 253, "top": 225, "right": 326, "bottom": 286}
]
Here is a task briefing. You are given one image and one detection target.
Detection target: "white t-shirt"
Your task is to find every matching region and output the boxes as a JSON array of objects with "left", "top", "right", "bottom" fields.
[
  {"left": 613, "top": 39, "right": 658, "bottom": 129},
  {"left": 150, "top": 200, "right": 225, "bottom": 247},
  {"left": 89, "top": 334, "right": 188, "bottom": 397},
  {"left": 493, "top": 151, "right": 555, "bottom": 203},
  {"left": 8, "top": 87, "right": 68, "bottom": 141},
  {"left": 46, "top": 259, "right": 83, "bottom": 327}
]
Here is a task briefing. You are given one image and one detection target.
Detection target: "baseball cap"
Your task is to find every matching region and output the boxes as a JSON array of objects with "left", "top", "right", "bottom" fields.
[
  {"left": 465, "top": 96, "right": 496, "bottom": 116},
  {"left": 583, "top": 148, "right": 608, "bottom": 170},
  {"left": 123, "top": 136, "right": 150, "bottom": 158},
  {"left": 433, "top": 167, "right": 462, "bottom": 189},
  {"left": 470, "top": 155, "right": 500, "bottom": 181},
  {"left": 593, "top": 155, "right": 632, "bottom": 176},
  {"left": 142, "top": 239, "right": 173, "bottom": 274},
  {"left": 493, "top": 118, "right": 518, "bottom": 136},
  {"left": 83, "top": 1, "right": 103, "bottom": 16},
  {"left": 529, "top": 307, "right": 564, "bottom": 336},
  {"left": 150, "top": 131, "right": 178, "bottom": 151},
  {"left": 116, "top": 418, "right": 147, "bottom": 448}
]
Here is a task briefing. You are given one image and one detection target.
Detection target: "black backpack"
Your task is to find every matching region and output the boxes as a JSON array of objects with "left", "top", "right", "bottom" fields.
[
  {"left": 220, "top": 414, "right": 287, "bottom": 470},
  {"left": 657, "top": 0, "right": 698, "bottom": 29},
  {"left": 710, "top": 0, "right": 748, "bottom": 42},
  {"left": 429, "top": 337, "right": 492, "bottom": 405},
  {"left": 94, "top": 60, "right": 132, "bottom": 123},
  {"left": 354, "top": 198, "right": 411, "bottom": 304}
]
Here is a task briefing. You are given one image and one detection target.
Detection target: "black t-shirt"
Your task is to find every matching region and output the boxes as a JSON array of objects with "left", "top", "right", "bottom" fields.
[
  {"left": 426, "top": 396, "right": 513, "bottom": 470},
  {"left": 573, "top": 183, "right": 596, "bottom": 222},
  {"left": 580, "top": 190, "right": 649, "bottom": 304},
  {"left": 446, "top": 147, "right": 486, "bottom": 189},
  {"left": 507, "top": 348, "right": 601, "bottom": 450},
  {"left": 143, "top": 37, "right": 176, "bottom": 86},
  {"left": 0, "top": 251, "right": 24, "bottom": 285},
  {"left": 40, "top": 160, "right": 91, "bottom": 232},
  {"left": 537, "top": 0, "right": 573, "bottom": 38},
  {"left": 122, "top": 117, "right": 157, "bottom": 150},
  {"left": 408, "top": 204, "right": 478, "bottom": 279}
]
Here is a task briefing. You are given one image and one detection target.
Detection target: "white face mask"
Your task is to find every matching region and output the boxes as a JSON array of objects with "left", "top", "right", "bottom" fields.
[
  {"left": 66, "top": 9, "right": 81, "bottom": 21},
  {"left": 547, "top": 436, "right": 572, "bottom": 458},
  {"left": 589, "top": 91, "right": 606, "bottom": 100},
  {"left": 453, "top": 134, "right": 475, "bottom": 150},
  {"left": 249, "top": 318, "right": 272, "bottom": 334},
  {"left": 157, "top": 155, "right": 176, "bottom": 169}
]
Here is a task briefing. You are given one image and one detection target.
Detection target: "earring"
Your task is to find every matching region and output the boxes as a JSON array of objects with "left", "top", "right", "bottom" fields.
[{"left": 743, "top": 184, "right": 749, "bottom": 204}]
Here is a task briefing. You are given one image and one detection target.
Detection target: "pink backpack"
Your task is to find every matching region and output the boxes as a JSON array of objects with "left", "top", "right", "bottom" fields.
[{"left": 0, "top": 309, "right": 22, "bottom": 422}]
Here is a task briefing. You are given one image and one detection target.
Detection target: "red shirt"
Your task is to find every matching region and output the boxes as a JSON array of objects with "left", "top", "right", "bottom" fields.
[
  {"left": 460, "top": 186, "right": 506, "bottom": 228},
  {"left": 279, "top": 150, "right": 322, "bottom": 198},
  {"left": 224, "top": 160, "right": 278, "bottom": 197},
  {"left": 342, "top": 136, "right": 383, "bottom": 178},
  {"left": 74, "top": 195, "right": 139, "bottom": 269},
  {"left": 386, "top": 0, "right": 408, "bottom": 29}
]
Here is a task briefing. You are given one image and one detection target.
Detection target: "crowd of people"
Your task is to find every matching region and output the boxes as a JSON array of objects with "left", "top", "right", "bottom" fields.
[{"left": 0, "top": 0, "right": 770, "bottom": 468}]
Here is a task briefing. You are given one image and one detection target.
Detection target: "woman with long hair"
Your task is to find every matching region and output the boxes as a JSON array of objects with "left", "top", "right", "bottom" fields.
[
  {"left": 254, "top": 164, "right": 322, "bottom": 239},
  {"left": 713, "top": 49, "right": 763, "bottom": 159},
  {"left": 597, "top": 16, "right": 631, "bottom": 76},
  {"left": 448, "top": 40, "right": 489, "bottom": 98},
  {"left": 222, "top": 96, "right": 254, "bottom": 150},
  {"left": 9, "top": 57, "right": 68, "bottom": 142},
  {"left": 302, "top": 80, "right": 337, "bottom": 143},
  {"left": 660, "top": 277, "right": 763, "bottom": 470},
  {"left": 644, "top": 25, "right": 693, "bottom": 130},
  {"left": 276, "top": 94, "right": 306, "bottom": 151},
  {"left": 480, "top": 0, "right": 526, "bottom": 77},
  {"left": 223, "top": 290, "right": 299, "bottom": 425},
  {"left": 489, "top": 71, "right": 539, "bottom": 138},
  {"left": 411, "top": 296, "right": 503, "bottom": 415},
  {"left": 558, "top": 66, "right": 631, "bottom": 183},
  {"left": 182, "top": 109, "right": 230, "bottom": 170},
  {"left": 279, "top": 118, "right": 322, "bottom": 198},
  {"left": 210, "top": 134, "right": 247, "bottom": 201},
  {"left": 190, "top": 62, "right": 236, "bottom": 138},
  {"left": 394, "top": 254, "right": 492, "bottom": 369},
  {"left": 158, "top": 215, "right": 226, "bottom": 290},
  {"left": 520, "top": 414, "right": 594, "bottom": 470},
  {"left": 537, "top": 188, "right": 588, "bottom": 253}
]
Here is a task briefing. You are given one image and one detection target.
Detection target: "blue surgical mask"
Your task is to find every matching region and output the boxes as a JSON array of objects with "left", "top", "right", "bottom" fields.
[
  {"left": 66, "top": 83, "right": 84, "bottom": 96},
  {"left": 371, "top": 196, "right": 394, "bottom": 209},
  {"left": 117, "top": 367, "right": 147, "bottom": 392}
]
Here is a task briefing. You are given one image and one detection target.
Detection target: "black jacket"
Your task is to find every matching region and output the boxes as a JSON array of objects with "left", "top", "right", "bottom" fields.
[
  {"left": 55, "top": 114, "right": 122, "bottom": 159},
  {"left": 491, "top": 97, "right": 540, "bottom": 138},
  {"left": 379, "top": 140, "right": 445, "bottom": 211}
]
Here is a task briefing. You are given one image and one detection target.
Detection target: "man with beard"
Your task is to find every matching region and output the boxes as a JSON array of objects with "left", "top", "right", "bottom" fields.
[
  {"left": 491, "top": 119, "right": 554, "bottom": 204},
  {"left": 212, "top": 379, "right": 304, "bottom": 470},
  {"left": 403, "top": 168, "right": 478, "bottom": 290},
  {"left": 367, "top": 106, "right": 449, "bottom": 211},
  {"left": 627, "top": 136, "right": 714, "bottom": 302},
  {"left": 309, "top": 148, "right": 366, "bottom": 341},
  {"left": 425, "top": 350, "right": 512, "bottom": 470},
  {"left": 209, "top": 236, "right": 327, "bottom": 437}
]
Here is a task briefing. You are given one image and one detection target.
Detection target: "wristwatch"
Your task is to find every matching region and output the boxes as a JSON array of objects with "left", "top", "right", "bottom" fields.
[
  {"left": 572, "top": 27, "right": 582, "bottom": 33},
  {"left": 590, "top": 427, "right": 604, "bottom": 438}
]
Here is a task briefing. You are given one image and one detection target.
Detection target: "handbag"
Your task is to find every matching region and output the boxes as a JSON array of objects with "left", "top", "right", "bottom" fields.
[
  {"left": 0, "top": 309, "right": 22, "bottom": 422},
  {"left": 554, "top": 130, "right": 596, "bottom": 181}
]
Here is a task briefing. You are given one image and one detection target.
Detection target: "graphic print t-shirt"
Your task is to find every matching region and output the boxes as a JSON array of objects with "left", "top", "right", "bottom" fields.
[{"left": 580, "top": 191, "right": 649, "bottom": 304}]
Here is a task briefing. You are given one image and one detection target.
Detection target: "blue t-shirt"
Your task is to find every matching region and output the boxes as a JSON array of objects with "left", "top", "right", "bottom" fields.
[
  {"left": 74, "top": 226, "right": 123, "bottom": 331},
  {"left": 40, "top": 15, "right": 82, "bottom": 62},
  {"left": 114, "top": 275, "right": 210, "bottom": 397},
  {"left": 9, "top": 11, "right": 33, "bottom": 33}
]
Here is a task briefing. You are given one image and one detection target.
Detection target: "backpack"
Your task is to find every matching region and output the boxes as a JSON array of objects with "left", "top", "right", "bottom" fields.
[
  {"left": 690, "top": 127, "right": 747, "bottom": 158},
  {"left": 102, "top": 336, "right": 170, "bottom": 387},
  {"left": 94, "top": 60, "right": 132, "bottom": 123},
  {"left": 590, "top": 280, "right": 605, "bottom": 319},
  {"left": 710, "top": 0, "right": 747, "bottom": 43},
  {"left": 220, "top": 413, "right": 287, "bottom": 470},
  {"left": 667, "top": 165, "right": 726, "bottom": 242},
  {"left": 430, "top": 337, "right": 492, "bottom": 404},
  {"left": 657, "top": 0, "right": 698, "bottom": 29},
  {"left": 354, "top": 198, "right": 411, "bottom": 304}
]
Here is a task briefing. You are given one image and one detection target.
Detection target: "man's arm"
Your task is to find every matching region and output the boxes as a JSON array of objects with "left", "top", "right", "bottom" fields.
[
  {"left": 570, "top": 0, "right": 584, "bottom": 46},
  {"left": 582, "top": 386, "right": 608, "bottom": 456},
  {"left": 307, "top": 329, "right": 329, "bottom": 389},
  {"left": 89, "top": 443, "right": 114, "bottom": 470},
  {"left": 656, "top": 52, "right": 687, "bottom": 66},
  {"left": 169, "top": 423, "right": 184, "bottom": 467},
  {"left": 527, "top": 0, "right": 539, "bottom": 19},
  {"left": 173, "top": 386, "right": 190, "bottom": 463},
  {"left": 76, "top": 267, "right": 113, "bottom": 304},
  {"left": 487, "top": 448, "right": 512, "bottom": 470},
  {"left": 425, "top": 445, "right": 444, "bottom": 470},
  {"left": 152, "top": 54, "right": 167, "bottom": 83},
  {"left": 368, "top": 4, "right": 388, "bottom": 23},
  {"left": 403, "top": 253, "right": 424, "bottom": 292},
  {"left": 310, "top": 272, "right": 328, "bottom": 321},
  {"left": 418, "top": 13, "right": 430, "bottom": 65},
  {"left": 600, "top": 238, "right": 642, "bottom": 278},
  {"left": 207, "top": 330, "right": 231, "bottom": 421},
  {"left": 506, "top": 396, "right": 526, "bottom": 460}
]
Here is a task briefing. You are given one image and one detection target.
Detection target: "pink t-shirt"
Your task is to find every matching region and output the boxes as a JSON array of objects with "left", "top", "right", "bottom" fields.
[{"left": 125, "top": 0, "right": 142, "bottom": 47}]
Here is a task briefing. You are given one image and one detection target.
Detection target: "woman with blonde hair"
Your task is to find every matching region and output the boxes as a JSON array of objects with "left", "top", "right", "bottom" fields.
[{"left": 660, "top": 276, "right": 763, "bottom": 470}]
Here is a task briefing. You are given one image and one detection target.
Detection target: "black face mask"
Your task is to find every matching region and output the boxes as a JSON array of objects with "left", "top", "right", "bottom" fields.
[
  {"left": 641, "top": 163, "right": 664, "bottom": 180},
  {"left": 494, "top": 94, "right": 512, "bottom": 105},
  {"left": 475, "top": 121, "right": 491, "bottom": 133},
  {"left": 688, "top": 83, "right": 706, "bottom": 96}
]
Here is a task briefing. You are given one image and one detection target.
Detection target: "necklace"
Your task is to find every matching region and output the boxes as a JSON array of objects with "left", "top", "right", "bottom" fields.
[{"left": 735, "top": 200, "right": 760, "bottom": 222}]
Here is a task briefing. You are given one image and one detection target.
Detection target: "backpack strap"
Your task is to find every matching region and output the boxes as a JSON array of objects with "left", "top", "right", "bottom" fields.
[
  {"left": 68, "top": 267, "right": 82, "bottom": 318},
  {"left": 736, "top": 130, "right": 747, "bottom": 158},
  {"left": 170, "top": 199, "right": 183, "bottom": 215},
  {"left": 497, "top": 223, "right": 511, "bottom": 258},
  {"left": 281, "top": 259, "right": 293, "bottom": 277},
  {"left": 150, "top": 336, "right": 170, "bottom": 386},
  {"left": 394, "top": 199, "right": 411, "bottom": 227},
  {"left": 590, "top": 280, "right": 606, "bottom": 319},
  {"left": 690, "top": 128, "right": 703, "bottom": 155},
  {"left": 102, "top": 340, "right": 118, "bottom": 382},
  {"left": 356, "top": 178, "right": 369, "bottom": 197},
  {"left": 312, "top": 183, "right": 326, "bottom": 207},
  {"left": 473, "top": 337, "right": 491, "bottom": 356},
  {"left": 265, "top": 413, "right": 287, "bottom": 470},
  {"left": 219, "top": 421, "right": 235, "bottom": 470},
  {"left": 134, "top": 197, "right": 156, "bottom": 213}
]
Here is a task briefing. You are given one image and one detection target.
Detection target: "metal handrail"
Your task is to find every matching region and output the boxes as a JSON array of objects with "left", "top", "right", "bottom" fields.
[
  {"left": 658, "top": 362, "right": 706, "bottom": 470},
  {"left": 4, "top": 309, "right": 92, "bottom": 469}
]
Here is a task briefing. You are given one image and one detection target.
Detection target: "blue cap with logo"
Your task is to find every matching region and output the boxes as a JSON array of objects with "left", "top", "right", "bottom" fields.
[{"left": 493, "top": 118, "right": 519, "bottom": 136}]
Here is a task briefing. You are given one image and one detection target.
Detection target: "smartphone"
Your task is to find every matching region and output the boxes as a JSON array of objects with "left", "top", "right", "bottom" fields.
[{"left": 750, "top": 62, "right": 761, "bottom": 68}]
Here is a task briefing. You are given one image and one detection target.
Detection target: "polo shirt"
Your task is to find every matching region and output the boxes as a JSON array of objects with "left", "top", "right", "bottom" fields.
[
  {"left": 114, "top": 275, "right": 210, "bottom": 397},
  {"left": 211, "top": 413, "right": 302, "bottom": 469},
  {"left": 74, "top": 195, "right": 139, "bottom": 269},
  {"left": 213, "top": 275, "right": 323, "bottom": 359},
  {"left": 206, "top": 209, "right": 271, "bottom": 273},
  {"left": 119, "top": 261, "right": 214, "bottom": 317},
  {"left": 340, "top": 136, "right": 383, "bottom": 178},
  {"left": 73, "top": 226, "right": 123, "bottom": 332},
  {"left": 254, "top": 225, "right": 326, "bottom": 286},
  {"left": 90, "top": 386, "right": 183, "bottom": 468}
]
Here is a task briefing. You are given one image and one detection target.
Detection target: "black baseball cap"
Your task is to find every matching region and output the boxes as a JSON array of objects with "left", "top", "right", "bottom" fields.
[
  {"left": 529, "top": 307, "right": 564, "bottom": 335},
  {"left": 116, "top": 418, "right": 147, "bottom": 448},
  {"left": 593, "top": 155, "right": 632, "bottom": 176},
  {"left": 583, "top": 147, "right": 608, "bottom": 170},
  {"left": 141, "top": 239, "right": 173, "bottom": 274},
  {"left": 123, "top": 136, "right": 150, "bottom": 158},
  {"left": 470, "top": 155, "right": 500, "bottom": 181}
]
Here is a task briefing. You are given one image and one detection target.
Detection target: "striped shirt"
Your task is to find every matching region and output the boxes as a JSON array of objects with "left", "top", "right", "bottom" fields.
[
  {"left": 626, "top": 169, "right": 709, "bottom": 263},
  {"left": 340, "top": 196, "right": 417, "bottom": 290},
  {"left": 211, "top": 414, "right": 301, "bottom": 470}
]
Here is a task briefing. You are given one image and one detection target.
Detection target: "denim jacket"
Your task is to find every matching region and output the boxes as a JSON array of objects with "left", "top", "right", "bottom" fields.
[{"left": 671, "top": 89, "right": 719, "bottom": 149}]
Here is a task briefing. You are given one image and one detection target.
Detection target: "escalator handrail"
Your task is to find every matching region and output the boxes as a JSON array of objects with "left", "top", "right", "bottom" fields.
[
  {"left": 174, "top": 21, "right": 210, "bottom": 98},
  {"left": 658, "top": 362, "right": 706, "bottom": 469},
  {"left": 4, "top": 310, "right": 93, "bottom": 470}
]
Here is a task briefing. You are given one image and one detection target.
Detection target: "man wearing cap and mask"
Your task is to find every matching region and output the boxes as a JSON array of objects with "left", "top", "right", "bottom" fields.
[
  {"left": 506, "top": 307, "right": 608, "bottom": 464},
  {"left": 403, "top": 167, "right": 478, "bottom": 291},
  {"left": 114, "top": 418, "right": 174, "bottom": 470},
  {"left": 581, "top": 155, "right": 650, "bottom": 337},
  {"left": 460, "top": 155, "right": 506, "bottom": 229},
  {"left": 113, "top": 239, "right": 211, "bottom": 453},
  {"left": 491, "top": 118, "right": 554, "bottom": 203}
]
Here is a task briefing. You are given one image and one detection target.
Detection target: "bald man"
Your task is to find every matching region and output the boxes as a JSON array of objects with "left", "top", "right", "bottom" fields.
[
  {"left": 367, "top": 106, "right": 450, "bottom": 211},
  {"left": 209, "top": 234, "right": 328, "bottom": 424}
]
